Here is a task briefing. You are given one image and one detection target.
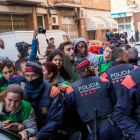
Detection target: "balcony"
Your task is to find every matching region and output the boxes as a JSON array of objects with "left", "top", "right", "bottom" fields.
[
  {"left": 54, "top": 0, "right": 81, "bottom": 8},
  {"left": 127, "top": 0, "right": 138, "bottom": 8},
  {"left": 0, "top": 0, "right": 46, "bottom": 4}
]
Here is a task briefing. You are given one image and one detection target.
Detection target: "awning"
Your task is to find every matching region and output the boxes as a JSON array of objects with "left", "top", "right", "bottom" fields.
[
  {"left": 102, "top": 18, "right": 118, "bottom": 29},
  {"left": 85, "top": 17, "right": 106, "bottom": 31}
]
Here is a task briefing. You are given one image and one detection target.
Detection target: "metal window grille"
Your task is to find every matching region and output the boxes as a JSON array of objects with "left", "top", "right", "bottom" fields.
[
  {"left": 0, "top": 14, "right": 29, "bottom": 33},
  {"left": 61, "top": 24, "right": 78, "bottom": 42}
]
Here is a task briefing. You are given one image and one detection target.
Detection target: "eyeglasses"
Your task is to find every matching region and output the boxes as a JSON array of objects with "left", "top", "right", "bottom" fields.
[{"left": 3, "top": 70, "right": 14, "bottom": 75}]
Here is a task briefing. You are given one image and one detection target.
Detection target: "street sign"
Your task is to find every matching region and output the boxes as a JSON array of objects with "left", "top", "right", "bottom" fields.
[{"left": 133, "top": 22, "right": 136, "bottom": 26}]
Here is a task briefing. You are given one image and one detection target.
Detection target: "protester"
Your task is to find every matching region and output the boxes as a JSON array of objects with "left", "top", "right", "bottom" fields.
[
  {"left": 101, "top": 48, "right": 138, "bottom": 101},
  {"left": 73, "top": 38, "right": 99, "bottom": 68},
  {"left": 127, "top": 47, "right": 138, "bottom": 65},
  {"left": 42, "top": 61, "right": 59, "bottom": 85},
  {"left": 0, "top": 84, "right": 37, "bottom": 140},
  {"left": 23, "top": 61, "right": 64, "bottom": 140},
  {"left": 29, "top": 29, "right": 39, "bottom": 61},
  {"left": 0, "top": 59, "right": 15, "bottom": 92},
  {"left": 58, "top": 41, "right": 77, "bottom": 81},
  {"left": 115, "top": 67, "right": 140, "bottom": 140},
  {"left": 47, "top": 50, "right": 72, "bottom": 82},
  {"left": 47, "top": 37, "right": 56, "bottom": 49},
  {"left": 64, "top": 57, "right": 122, "bottom": 140},
  {"left": 8, "top": 58, "right": 29, "bottom": 89},
  {"left": 98, "top": 44, "right": 115, "bottom": 75},
  {"left": 0, "top": 54, "right": 7, "bottom": 78},
  {"left": 119, "top": 44, "right": 131, "bottom": 51}
]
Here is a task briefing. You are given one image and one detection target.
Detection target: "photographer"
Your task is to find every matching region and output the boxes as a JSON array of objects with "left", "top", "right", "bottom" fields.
[
  {"left": 29, "top": 26, "right": 46, "bottom": 61},
  {"left": 29, "top": 28, "right": 39, "bottom": 61},
  {"left": 17, "top": 42, "right": 31, "bottom": 59}
]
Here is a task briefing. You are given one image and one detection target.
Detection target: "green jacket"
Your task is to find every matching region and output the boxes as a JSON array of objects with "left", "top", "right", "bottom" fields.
[
  {"left": 0, "top": 73, "right": 2, "bottom": 78},
  {"left": 98, "top": 55, "right": 112, "bottom": 74},
  {"left": 1, "top": 100, "right": 32, "bottom": 140},
  {"left": 71, "top": 61, "right": 77, "bottom": 82},
  {"left": 0, "top": 83, "right": 9, "bottom": 93}
]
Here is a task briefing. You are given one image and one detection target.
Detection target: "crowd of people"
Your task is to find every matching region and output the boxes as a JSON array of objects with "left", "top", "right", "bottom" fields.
[{"left": 0, "top": 29, "right": 140, "bottom": 140}]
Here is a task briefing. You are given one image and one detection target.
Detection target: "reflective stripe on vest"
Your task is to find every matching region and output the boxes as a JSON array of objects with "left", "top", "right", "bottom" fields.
[
  {"left": 71, "top": 76, "right": 114, "bottom": 124},
  {"left": 106, "top": 63, "right": 134, "bottom": 100}
]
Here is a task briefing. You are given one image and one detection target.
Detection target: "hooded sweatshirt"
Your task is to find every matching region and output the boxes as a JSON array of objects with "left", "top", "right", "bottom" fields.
[
  {"left": 74, "top": 38, "right": 99, "bottom": 68},
  {"left": 8, "top": 75, "right": 25, "bottom": 89}
]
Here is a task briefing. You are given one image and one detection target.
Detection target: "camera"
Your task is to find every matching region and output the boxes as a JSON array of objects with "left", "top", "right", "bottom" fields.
[
  {"left": 16, "top": 42, "right": 31, "bottom": 58},
  {"left": 38, "top": 26, "right": 46, "bottom": 34}
]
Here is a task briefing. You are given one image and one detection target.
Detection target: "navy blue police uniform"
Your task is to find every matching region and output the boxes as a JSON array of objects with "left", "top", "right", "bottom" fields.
[
  {"left": 64, "top": 58, "right": 122, "bottom": 140},
  {"left": 101, "top": 60, "right": 138, "bottom": 101},
  {"left": 23, "top": 62, "right": 64, "bottom": 140},
  {"left": 115, "top": 68, "right": 140, "bottom": 140}
]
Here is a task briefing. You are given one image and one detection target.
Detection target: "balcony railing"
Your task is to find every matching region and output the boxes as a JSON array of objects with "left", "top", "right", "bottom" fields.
[
  {"left": 0, "top": 0, "right": 46, "bottom": 4},
  {"left": 55, "top": 0, "right": 81, "bottom": 5}
]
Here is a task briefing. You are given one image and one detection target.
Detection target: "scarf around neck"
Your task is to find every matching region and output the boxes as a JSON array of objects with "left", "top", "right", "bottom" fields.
[{"left": 25, "top": 74, "right": 44, "bottom": 99}]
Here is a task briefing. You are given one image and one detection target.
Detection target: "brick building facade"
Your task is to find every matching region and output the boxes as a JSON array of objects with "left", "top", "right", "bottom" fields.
[{"left": 0, "top": 0, "right": 116, "bottom": 43}]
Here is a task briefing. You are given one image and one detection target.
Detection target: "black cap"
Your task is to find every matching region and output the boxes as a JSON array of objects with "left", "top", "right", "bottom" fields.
[
  {"left": 74, "top": 57, "right": 90, "bottom": 70},
  {"left": 25, "top": 61, "right": 43, "bottom": 74}
]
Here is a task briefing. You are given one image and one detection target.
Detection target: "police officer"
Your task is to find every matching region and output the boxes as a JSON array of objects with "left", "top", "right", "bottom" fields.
[
  {"left": 106, "top": 32, "right": 122, "bottom": 47},
  {"left": 101, "top": 48, "right": 138, "bottom": 101},
  {"left": 115, "top": 33, "right": 120, "bottom": 41},
  {"left": 23, "top": 61, "right": 64, "bottom": 140},
  {"left": 115, "top": 67, "right": 140, "bottom": 140},
  {"left": 64, "top": 57, "right": 122, "bottom": 140}
]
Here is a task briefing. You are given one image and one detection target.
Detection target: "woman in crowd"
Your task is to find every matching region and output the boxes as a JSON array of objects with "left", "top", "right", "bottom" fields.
[
  {"left": 47, "top": 50, "right": 71, "bottom": 92},
  {"left": 42, "top": 61, "right": 59, "bottom": 86},
  {"left": 47, "top": 50, "right": 71, "bottom": 82},
  {"left": 0, "top": 84, "right": 37, "bottom": 140},
  {"left": 0, "top": 59, "right": 15, "bottom": 92}
]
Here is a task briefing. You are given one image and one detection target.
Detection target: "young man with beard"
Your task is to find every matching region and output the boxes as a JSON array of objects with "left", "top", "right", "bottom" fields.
[
  {"left": 73, "top": 38, "right": 99, "bottom": 68},
  {"left": 0, "top": 59, "right": 15, "bottom": 92},
  {"left": 98, "top": 44, "right": 115, "bottom": 75},
  {"left": 8, "top": 58, "right": 29, "bottom": 89},
  {"left": 64, "top": 57, "right": 122, "bottom": 140},
  {"left": 58, "top": 41, "right": 77, "bottom": 82},
  {"left": 23, "top": 61, "right": 64, "bottom": 140}
]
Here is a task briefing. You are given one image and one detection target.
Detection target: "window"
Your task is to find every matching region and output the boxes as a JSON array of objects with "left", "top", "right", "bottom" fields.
[
  {"left": 118, "top": 25, "right": 124, "bottom": 32},
  {"left": 37, "top": 16, "right": 43, "bottom": 27},
  {"left": 0, "top": 14, "right": 29, "bottom": 33},
  {"left": 125, "top": 17, "right": 131, "bottom": 23},
  {"left": 117, "top": 18, "right": 124, "bottom": 23},
  {"left": 52, "top": 17, "right": 56, "bottom": 24}
]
